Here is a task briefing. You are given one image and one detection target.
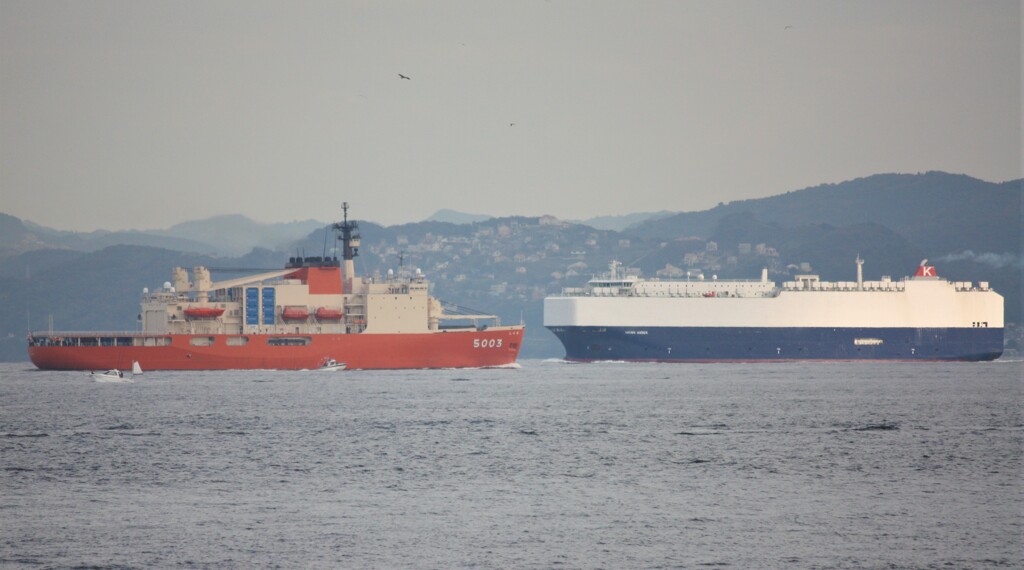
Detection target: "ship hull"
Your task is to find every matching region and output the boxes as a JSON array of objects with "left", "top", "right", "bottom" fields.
[
  {"left": 548, "top": 326, "right": 1003, "bottom": 362},
  {"left": 29, "top": 327, "right": 524, "bottom": 371}
]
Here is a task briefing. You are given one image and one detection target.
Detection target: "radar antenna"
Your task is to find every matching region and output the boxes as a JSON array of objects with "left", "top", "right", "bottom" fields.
[
  {"left": 332, "top": 202, "right": 361, "bottom": 293},
  {"left": 332, "top": 202, "right": 360, "bottom": 262}
]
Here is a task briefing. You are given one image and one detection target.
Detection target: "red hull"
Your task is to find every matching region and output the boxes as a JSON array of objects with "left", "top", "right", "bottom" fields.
[{"left": 29, "top": 328, "right": 523, "bottom": 371}]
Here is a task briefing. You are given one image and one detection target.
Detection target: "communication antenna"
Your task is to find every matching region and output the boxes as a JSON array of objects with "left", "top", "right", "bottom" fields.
[
  {"left": 331, "top": 202, "right": 361, "bottom": 293},
  {"left": 332, "top": 202, "right": 360, "bottom": 262}
]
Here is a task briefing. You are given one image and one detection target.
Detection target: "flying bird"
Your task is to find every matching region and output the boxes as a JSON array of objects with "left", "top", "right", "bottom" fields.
[{"left": 398, "top": 73, "right": 411, "bottom": 80}]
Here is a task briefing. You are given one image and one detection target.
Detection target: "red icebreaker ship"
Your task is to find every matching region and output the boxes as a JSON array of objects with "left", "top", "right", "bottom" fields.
[{"left": 28, "top": 204, "right": 524, "bottom": 370}]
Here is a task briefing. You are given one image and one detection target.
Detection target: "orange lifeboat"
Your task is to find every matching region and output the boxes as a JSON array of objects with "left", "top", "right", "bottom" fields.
[
  {"left": 282, "top": 307, "right": 310, "bottom": 321},
  {"left": 184, "top": 307, "right": 225, "bottom": 319},
  {"left": 315, "top": 307, "right": 343, "bottom": 320}
]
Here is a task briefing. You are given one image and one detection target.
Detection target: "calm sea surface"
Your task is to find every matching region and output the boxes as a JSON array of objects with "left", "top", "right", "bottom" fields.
[{"left": 1, "top": 360, "right": 1020, "bottom": 569}]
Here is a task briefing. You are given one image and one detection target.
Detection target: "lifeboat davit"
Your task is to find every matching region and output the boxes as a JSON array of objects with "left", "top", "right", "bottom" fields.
[
  {"left": 282, "top": 307, "right": 310, "bottom": 321},
  {"left": 315, "top": 307, "right": 343, "bottom": 320},
  {"left": 184, "top": 307, "right": 225, "bottom": 319}
]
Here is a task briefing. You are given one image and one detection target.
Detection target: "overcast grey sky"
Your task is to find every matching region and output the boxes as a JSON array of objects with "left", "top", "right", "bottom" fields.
[{"left": 1, "top": 1, "right": 1020, "bottom": 231}]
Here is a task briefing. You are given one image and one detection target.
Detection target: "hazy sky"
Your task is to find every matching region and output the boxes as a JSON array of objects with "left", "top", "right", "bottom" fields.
[{"left": 1, "top": 1, "right": 1020, "bottom": 231}]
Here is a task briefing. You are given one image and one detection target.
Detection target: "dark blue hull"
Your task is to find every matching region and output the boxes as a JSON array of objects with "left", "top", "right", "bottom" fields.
[{"left": 547, "top": 326, "right": 1003, "bottom": 362}]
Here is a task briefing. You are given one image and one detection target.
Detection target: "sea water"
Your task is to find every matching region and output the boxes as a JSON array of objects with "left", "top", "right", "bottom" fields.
[{"left": 1, "top": 360, "right": 1020, "bottom": 568}]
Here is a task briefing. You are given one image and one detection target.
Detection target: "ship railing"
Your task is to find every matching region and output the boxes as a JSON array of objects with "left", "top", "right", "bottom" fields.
[
  {"left": 438, "top": 315, "right": 504, "bottom": 330},
  {"left": 143, "top": 291, "right": 190, "bottom": 302},
  {"left": 438, "top": 313, "right": 498, "bottom": 320},
  {"left": 438, "top": 313, "right": 501, "bottom": 328},
  {"left": 30, "top": 330, "right": 144, "bottom": 337},
  {"left": 782, "top": 281, "right": 909, "bottom": 292},
  {"left": 28, "top": 331, "right": 158, "bottom": 348},
  {"left": 437, "top": 299, "right": 504, "bottom": 324}
]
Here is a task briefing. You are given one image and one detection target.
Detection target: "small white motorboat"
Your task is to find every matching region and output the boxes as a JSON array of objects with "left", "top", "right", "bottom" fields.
[
  {"left": 317, "top": 358, "right": 347, "bottom": 371},
  {"left": 89, "top": 369, "right": 132, "bottom": 383},
  {"left": 90, "top": 361, "right": 142, "bottom": 383}
]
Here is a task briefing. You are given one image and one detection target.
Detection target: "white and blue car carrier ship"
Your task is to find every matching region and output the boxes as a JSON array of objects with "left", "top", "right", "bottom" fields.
[{"left": 544, "top": 258, "right": 1003, "bottom": 362}]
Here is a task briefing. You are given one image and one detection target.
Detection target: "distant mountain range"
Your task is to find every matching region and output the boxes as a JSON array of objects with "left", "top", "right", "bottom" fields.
[
  {"left": 1, "top": 171, "right": 1020, "bottom": 362},
  {"left": 425, "top": 209, "right": 493, "bottom": 225},
  {"left": 0, "top": 214, "right": 326, "bottom": 257},
  {"left": 424, "top": 208, "right": 676, "bottom": 231},
  {"left": 626, "top": 171, "right": 1020, "bottom": 256},
  {"left": 153, "top": 215, "right": 326, "bottom": 256},
  {"left": 1, "top": 208, "right": 674, "bottom": 259}
]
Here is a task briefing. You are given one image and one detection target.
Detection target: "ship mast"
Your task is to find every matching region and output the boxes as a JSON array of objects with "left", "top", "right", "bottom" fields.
[{"left": 333, "top": 202, "right": 361, "bottom": 293}]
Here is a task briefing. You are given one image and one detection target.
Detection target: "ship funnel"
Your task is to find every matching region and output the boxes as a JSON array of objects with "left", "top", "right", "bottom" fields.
[
  {"left": 760, "top": 267, "right": 768, "bottom": 283},
  {"left": 913, "top": 261, "right": 938, "bottom": 278},
  {"left": 172, "top": 267, "right": 190, "bottom": 292},
  {"left": 193, "top": 267, "right": 212, "bottom": 303}
]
